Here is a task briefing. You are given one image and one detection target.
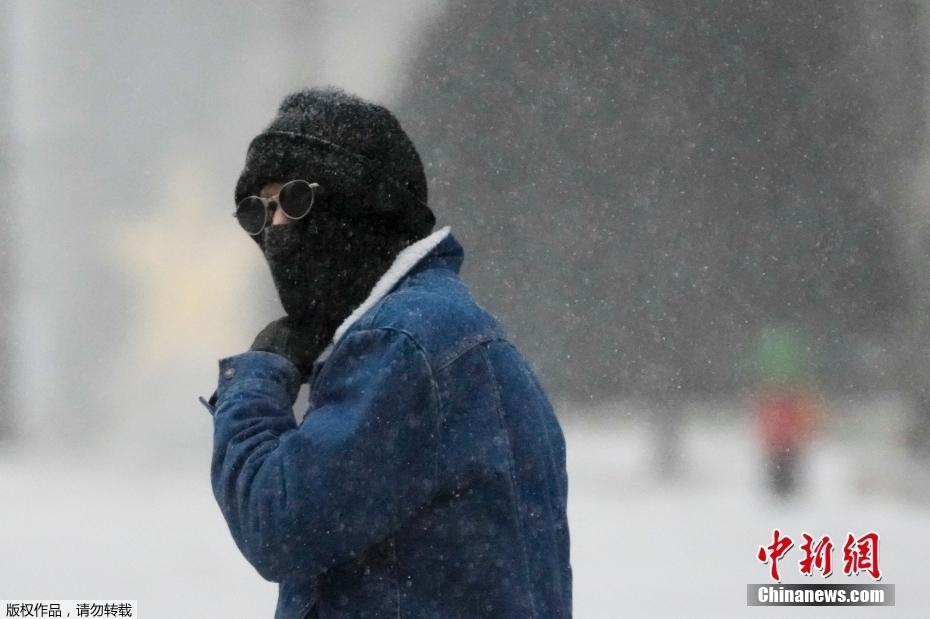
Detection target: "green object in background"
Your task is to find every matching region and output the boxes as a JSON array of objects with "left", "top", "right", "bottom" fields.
[{"left": 756, "top": 325, "right": 810, "bottom": 385}]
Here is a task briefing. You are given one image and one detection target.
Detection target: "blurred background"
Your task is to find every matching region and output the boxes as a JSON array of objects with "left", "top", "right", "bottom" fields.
[{"left": 2, "top": 1, "right": 930, "bottom": 616}]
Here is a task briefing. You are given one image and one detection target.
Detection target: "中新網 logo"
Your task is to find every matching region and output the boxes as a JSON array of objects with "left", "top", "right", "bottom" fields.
[{"left": 757, "top": 528, "right": 881, "bottom": 582}]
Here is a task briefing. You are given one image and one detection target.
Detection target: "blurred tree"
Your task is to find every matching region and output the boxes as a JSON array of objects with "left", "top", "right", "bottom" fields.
[
  {"left": 7, "top": 1, "right": 326, "bottom": 441},
  {"left": 398, "top": 0, "right": 925, "bottom": 402}
]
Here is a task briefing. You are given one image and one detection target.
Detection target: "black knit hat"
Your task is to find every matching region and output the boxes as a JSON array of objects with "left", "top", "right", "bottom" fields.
[{"left": 235, "top": 87, "right": 434, "bottom": 238}]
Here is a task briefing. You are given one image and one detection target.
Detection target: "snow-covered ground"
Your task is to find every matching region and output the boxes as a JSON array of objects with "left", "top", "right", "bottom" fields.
[
  {"left": 566, "top": 404, "right": 930, "bottom": 618},
  {"left": 2, "top": 401, "right": 928, "bottom": 617}
]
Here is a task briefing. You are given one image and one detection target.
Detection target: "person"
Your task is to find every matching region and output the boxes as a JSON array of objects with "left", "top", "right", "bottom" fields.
[
  {"left": 200, "top": 87, "right": 572, "bottom": 619},
  {"left": 751, "top": 325, "right": 824, "bottom": 498}
]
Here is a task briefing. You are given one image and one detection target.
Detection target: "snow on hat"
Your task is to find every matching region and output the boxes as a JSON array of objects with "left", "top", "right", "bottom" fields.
[{"left": 234, "top": 86, "right": 433, "bottom": 233}]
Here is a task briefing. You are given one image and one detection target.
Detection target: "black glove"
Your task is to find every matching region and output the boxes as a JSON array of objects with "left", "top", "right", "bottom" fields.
[{"left": 250, "top": 316, "right": 329, "bottom": 378}]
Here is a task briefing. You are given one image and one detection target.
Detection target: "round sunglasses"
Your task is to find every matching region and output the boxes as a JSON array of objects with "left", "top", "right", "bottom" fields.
[{"left": 234, "top": 179, "right": 323, "bottom": 235}]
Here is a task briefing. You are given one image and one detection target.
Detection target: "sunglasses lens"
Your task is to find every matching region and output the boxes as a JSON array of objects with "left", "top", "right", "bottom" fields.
[
  {"left": 235, "top": 197, "right": 267, "bottom": 235},
  {"left": 278, "top": 180, "right": 316, "bottom": 219}
]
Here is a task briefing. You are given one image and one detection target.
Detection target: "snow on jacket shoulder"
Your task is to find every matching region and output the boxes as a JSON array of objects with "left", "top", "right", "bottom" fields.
[{"left": 207, "top": 227, "right": 572, "bottom": 618}]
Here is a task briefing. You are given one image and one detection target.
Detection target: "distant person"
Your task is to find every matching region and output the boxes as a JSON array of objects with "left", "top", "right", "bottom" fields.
[
  {"left": 752, "top": 326, "right": 824, "bottom": 497},
  {"left": 200, "top": 87, "right": 572, "bottom": 618}
]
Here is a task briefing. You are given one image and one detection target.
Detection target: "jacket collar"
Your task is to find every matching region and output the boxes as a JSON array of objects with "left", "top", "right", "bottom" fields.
[{"left": 313, "top": 225, "right": 459, "bottom": 366}]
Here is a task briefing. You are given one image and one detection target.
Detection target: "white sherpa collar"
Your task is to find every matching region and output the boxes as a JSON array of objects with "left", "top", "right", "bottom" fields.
[{"left": 313, "top": 224, "right": 452, "bottom": 365}]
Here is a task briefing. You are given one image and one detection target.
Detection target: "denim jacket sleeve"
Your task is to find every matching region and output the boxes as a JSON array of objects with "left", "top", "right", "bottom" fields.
[{"left": 210, "top": 328, "right": 440, "bottom": 583}]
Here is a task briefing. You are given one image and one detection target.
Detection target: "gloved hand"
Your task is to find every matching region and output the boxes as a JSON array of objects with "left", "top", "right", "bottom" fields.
[{"left": 250, "top": 316, "right": 329, "bottom": 379}]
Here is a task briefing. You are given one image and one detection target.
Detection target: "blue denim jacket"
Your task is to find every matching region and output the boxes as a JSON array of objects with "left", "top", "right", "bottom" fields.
[{"left": 205, "top": 227, "right": 572, "bottom": 618}]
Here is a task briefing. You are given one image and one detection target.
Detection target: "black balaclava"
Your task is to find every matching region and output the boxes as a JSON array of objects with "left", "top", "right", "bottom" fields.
[{"left": 235, "top": 87, "right": 436, "bottom": 343}]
